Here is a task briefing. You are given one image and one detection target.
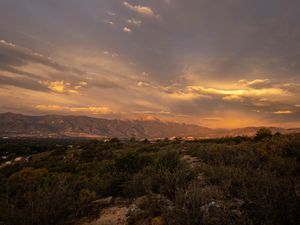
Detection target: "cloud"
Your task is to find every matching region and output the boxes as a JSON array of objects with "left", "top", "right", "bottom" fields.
[
  {"left": 281, "top": 83, "right": 300, "bottom": 93},
  {"left": 133, "top": 110, "right": 171, "bottom": 115},
  {"left": 40, "top": 80, "right": 88, "bottom": 94},
  {"left": 188, "top": 85, "right": 286, "bottom": 98},
  {"left": 137, "top": 81, "right": 151, "bottom": 87},
  {"left": 273, "top": 110, "right": 293, "bottom": 115},
  {"left": 127, "top": 18, "right": 142, "bottom": 26},
  {"left": 0, "top": 74, "right": 49, "bottom": 92},
  {"left": 133, "top": 77, "right": 300, "bottom": 126},
  {"left": 2, "top": 0, "right": 300, "bottom": 127},
  {"left": 222, "top": 95, "right": 244, "bottom": 102},
  {"left": 0, "top": 65, "right": 42, "bottom": 80},
  {"left": 89, "top": 78, "right": 123, "bottom": 89},
  {"left": 103, "top": 51, "right": 119, "bottom": 57},
  {"left": 123, "top": 1, "right": 159, "bottom": 18},
  {"left": 0, "top": 39, "right": 85, "bottom": 75},
  {"left": 123, "top": 27, "right": 132, "bottom": 33},
  {"left": 42, "top": 80, "right": 68, "bottom": 93},
  {"left": 35, "top": 105, "right": 113, "bottom": 115},
  {"left": 0, "top": 39, "right": 121, "bottom": 92},
  {"left": 104, "top": 20, "right": 114, "bottom": 25},
  {"left": 107, "top": 11, "right": 116, "bottom": 16},
  {"left": 238, "top": 79, "right": 272, "bottom": 88}
]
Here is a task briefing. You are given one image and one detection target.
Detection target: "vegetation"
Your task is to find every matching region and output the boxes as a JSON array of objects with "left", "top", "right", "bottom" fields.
[{"left": 0, "top": 130, "right": 299, "bottom": 225}]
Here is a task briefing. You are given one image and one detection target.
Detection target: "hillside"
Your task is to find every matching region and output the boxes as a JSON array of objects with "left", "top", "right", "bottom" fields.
[{"left": 0, "top": 134, "right": 299, "bottom": 225}]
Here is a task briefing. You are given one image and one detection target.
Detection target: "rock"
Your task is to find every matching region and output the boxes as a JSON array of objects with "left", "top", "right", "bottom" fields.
[
  {"left": 129, "top": 195, "right": 173, "bottom": 224},
  {"left": 127, "top": 203, "right": 146, "bottom": 224},
  {"left": 133, "top": 196, "right": 148, "bottom": 209},
  {"left": 81, "top": 195, "right": 172, "bottom": 225},
  {"left": 128, "top": 204, "right": 144, "bottom": 217},
  {"left": 5, "top": 161, "right": 12, "bottom": 165},
  {"left": 14, "top": 157, "right": 23, "bottom": 162},
  {"left": 200, "top": 199, "right": 245, "bottom": 224},
  {"left": 91, "top": 197, "right": 113, "bottom": 207},
  {"left": 114, "top": 197, "right": 130, "bottom": 205},
  {"left": 84, "top": 206, "right": 129, "bottom": 225}
]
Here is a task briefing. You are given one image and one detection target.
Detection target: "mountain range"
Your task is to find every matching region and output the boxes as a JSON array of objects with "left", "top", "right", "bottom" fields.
[{"left": 0, "top": 112, "right": 299, "bottom": 139}]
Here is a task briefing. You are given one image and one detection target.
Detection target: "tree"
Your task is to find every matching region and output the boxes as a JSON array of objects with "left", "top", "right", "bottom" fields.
[{"left": 255, "top": 128, "right": 272, "bottom": 141}]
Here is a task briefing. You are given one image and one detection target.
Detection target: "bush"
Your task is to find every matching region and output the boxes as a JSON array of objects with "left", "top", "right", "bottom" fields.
[
  {"left": 165, "top": 181, "right": 225, "bottom": 225},
  {"left": 255, "top": 128, "right": 272, "bottom": 141},
  {"left": 0, "top": 172, "right": 80, "bottom": 225}
]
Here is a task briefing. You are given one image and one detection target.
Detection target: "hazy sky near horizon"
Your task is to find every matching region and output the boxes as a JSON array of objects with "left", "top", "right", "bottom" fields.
[{"left": 1, "top": 0, "right": 300, "bottom": 128}]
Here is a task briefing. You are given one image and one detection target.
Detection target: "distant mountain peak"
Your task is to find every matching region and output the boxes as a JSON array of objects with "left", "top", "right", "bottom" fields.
[
  {"left": 137, "top": 115, "right": 162, "bottom": 122},
  {"left": 0, "top": 112, "right": 299, "bottom": 139}
]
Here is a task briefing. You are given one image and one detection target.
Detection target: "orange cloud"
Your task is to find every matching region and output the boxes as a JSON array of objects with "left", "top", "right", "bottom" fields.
[
  {"left": 188, "top": 85, "right": 286, "bottom": 97},
  {"left": 222, "top": 95, "right": 244, "bottom": 102},
  {"left": 273, "top": 110, "right": 293, "bottom": 115},
  {"left": 123, "top": 2, "right": 159, "bottom": 18},
  {"left": 35, "top": 105, "right": 113, "bottom": 114},
  {"left": 238, "top": 79, "right": 271, "bottom": 87},
  {"left": 40, "top": 80, "right": 88, "bottom": 94}
]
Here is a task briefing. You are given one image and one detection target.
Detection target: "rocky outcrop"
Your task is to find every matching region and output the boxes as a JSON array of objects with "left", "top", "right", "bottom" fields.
[
  {"left": 200, "top": 198, "right": 245, "bottom": 225},
  {"left": 79, "top": 195, "right": 172, "bottom": 225},
  {"left": 84, "top": 206, "right": 129, "bottom": 225}
]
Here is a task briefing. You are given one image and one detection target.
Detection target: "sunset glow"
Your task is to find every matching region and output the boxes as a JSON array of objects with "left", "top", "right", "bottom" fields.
[{"left": 1, "top": 0, "right": 300, "bottom": 128}]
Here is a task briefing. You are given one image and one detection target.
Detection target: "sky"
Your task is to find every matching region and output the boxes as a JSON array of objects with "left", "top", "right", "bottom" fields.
[{"left": 0, "top": 0, "right": 300, "bottom": 128}]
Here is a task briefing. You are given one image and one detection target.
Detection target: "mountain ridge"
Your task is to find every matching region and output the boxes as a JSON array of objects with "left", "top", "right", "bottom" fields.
[{"left": 0, "top": 112, "right": 299, "bottom": 139}]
